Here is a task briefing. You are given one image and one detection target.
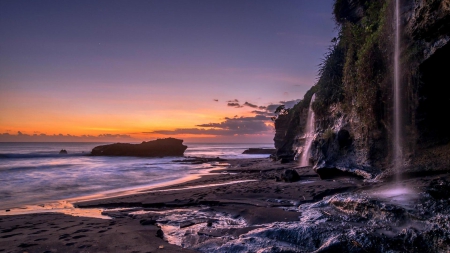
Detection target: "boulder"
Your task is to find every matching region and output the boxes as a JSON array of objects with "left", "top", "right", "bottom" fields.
[
  {"left": 59, "top": 149, "right": 68, "bottom": 154},
  {"left": 90, "top": 138, "right": 187, "bottom": 157},
  {"left": 242, "top": 148, "right": 276, "bottom": 154},
  {"left": 281, "top": 169, "right": 301, "bottom": 182}
]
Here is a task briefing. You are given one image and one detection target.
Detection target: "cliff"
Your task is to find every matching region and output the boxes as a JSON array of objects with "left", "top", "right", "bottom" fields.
[
  {"left": 273, "top": 0, "right": 450, "bottom": 179},
  {"left": 91, "top": 138, "right": 188, "bottom": 157}
]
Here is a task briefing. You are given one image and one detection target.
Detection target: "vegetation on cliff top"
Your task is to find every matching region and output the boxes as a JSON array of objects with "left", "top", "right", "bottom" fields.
[{"left": 275, "top": 0, "right": 391, "bottom": 131}]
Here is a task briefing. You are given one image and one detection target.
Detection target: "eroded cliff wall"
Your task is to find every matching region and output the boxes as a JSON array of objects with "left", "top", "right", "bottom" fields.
[{"left": 273, "top": 0, "right": 450, "bottom": 178}]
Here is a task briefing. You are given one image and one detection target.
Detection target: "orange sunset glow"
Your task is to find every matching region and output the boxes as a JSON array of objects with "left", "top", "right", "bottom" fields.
[{"left": 0, "top": 1, "right": 335, "bottom": 143}]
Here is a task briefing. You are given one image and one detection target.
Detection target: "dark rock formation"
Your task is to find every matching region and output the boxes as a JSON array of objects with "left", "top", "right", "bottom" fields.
[
  {"left": 273, "top": 113, "right": 297, "bottom": 162},
  {"left": 273, "top": 0, "right": 450, "bottom": 178},
  {"left": 427, "top": 178, "right": 450, "bottom": 200},
  {"left": 280, "top": 169, "right": 300, "bottom": 182},
  {"left": 272, "top": 90, "right": 316, "bottom": 162},
  {"left": 242, "top": 148, "right": 276, "bottom": 155},
  {"left": 90, "top": 138, "right": 187, "bottom": 157},
  {"left": 172, "top": 157, "right": 226, "bottom": 164},
  {"left": 337, "top": 129, "right": 352, "bottom": 148},
  {"left": 333, "top": 0, "right": 365, "bottom": 23},
  {"left": 59, "top": 149, "right": 68, "bottom": 154}
]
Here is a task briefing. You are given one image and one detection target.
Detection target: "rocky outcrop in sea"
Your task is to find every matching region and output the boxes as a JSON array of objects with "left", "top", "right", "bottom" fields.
[{"left": 90, "top": 137, "right": 187, "bottom": 157}]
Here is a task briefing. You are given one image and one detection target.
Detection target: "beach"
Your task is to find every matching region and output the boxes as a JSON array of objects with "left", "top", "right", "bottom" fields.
[
  {"left": 2, "top": 156, "right": 448, "bottom": 252},
  {"left": 0, "top": 157, "right": 355, "bottom": 252}
]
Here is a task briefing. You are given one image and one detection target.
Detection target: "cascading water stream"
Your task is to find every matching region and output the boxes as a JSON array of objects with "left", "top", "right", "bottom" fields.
[
  {"left": 394, "top": 0, "right": 402, "bottom": 178},
  {"left": 299, "top": 94, "right": 316, "bottom": 167},
  {"left": 375, "top": 0, "right": 413, "bottom": 203}
]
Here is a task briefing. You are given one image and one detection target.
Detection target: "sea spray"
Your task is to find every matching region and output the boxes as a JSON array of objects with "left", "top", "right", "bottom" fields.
[{"left": 299, "top": 94, "right": 316, "bottom": 167}]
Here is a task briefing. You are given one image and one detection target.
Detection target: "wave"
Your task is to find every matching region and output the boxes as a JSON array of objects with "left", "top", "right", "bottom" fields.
[{"left": 0, "top": 163, "right": 76, "bottom": 172}]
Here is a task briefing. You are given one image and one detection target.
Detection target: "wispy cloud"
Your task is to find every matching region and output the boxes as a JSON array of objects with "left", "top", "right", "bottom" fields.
[
  {"left": 0, "top": 131, "right": 135, "bottom": 142},
  {"left": 265, "top": 99, "right": 301, "bottom": 113},
  {"left": 227, "top": 102, "right": 243, "bottom": 108},
  {"left": 243, "top": 102, "right": 258, "bottom": 108},
  {"left": 251, "top": 110, "right": 275, "bottom": 117},
  {"left": 146, "top": 115, "right": 273, "bottom": 136}
]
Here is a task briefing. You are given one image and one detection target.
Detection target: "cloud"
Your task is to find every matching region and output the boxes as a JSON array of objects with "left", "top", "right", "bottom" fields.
[
  {"left": 147, "top": 115, "right": 273, "bottom": 136},
  {"left": 264, "top": 99, "right": 301, "bottom": 113},
  {"left": 213, "top": 99, "right": 219, "bottom": 102},
  {"left": 266, "top": 104, "right": 282, "bottom": 113},
  {"left": 251, "top": 110, "right": 275, "bottom": 117},
  {"left": 227, "top": 99, "right": 239, "bottom": 103},
  {"left": 227, "top": 102, "right": 243, "bottom": 108},
  {"left": 243, "top": 102, "right": 258, "bottom": 108},
  {"left": 0, "top": 132, "right": 135, "bottom": 142},
  {"left": 280, "top": 99, "right": 301, "bottom": 108}
]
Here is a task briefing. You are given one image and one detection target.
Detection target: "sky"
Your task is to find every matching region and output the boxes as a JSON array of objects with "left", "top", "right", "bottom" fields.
[{"left": 0, "top": 0, "right": 336, "bottom": 143}]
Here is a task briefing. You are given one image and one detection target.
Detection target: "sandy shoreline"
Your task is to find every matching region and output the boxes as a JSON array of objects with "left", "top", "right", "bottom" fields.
[{"left": 1, "top": 157, "right": 448, "bottom": 252}]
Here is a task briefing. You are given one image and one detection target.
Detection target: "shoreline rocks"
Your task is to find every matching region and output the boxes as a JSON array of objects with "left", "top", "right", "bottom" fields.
[
  {"left": 90, "top": 138, "right": 187, "bottom": 157},
  {"left": 242, "top": 148, "right": 276, "bottom": 155}
]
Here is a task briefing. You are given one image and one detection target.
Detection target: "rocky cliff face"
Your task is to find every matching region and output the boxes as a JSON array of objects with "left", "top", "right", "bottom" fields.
[{"left": 273, "top": 0, "right": 450, "bottom": 179}]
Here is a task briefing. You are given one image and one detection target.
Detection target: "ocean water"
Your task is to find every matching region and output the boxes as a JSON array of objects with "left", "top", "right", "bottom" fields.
[{"left": 0, "top": 142, "right": 273, "bottom": 209}]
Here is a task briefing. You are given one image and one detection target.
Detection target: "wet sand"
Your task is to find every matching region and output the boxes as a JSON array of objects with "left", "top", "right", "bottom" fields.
[{"left": 1, "top": 158, "right": 448, "bottom": 252}]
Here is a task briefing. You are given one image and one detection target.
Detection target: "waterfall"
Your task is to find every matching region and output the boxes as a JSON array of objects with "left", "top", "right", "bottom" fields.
[
  {"left": 300, "top": 94, "right": 316, "bottom": 167},
  {"left": 393, "top": 0, "right": 402, "bottom": 176}
]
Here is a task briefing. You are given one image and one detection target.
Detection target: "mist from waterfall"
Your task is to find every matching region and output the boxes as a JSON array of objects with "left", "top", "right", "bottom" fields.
[
  {"left": 300, "top": 94, "right": 316, "bottom": 167},
  {"left": 394, "top": 0, "right": 403, "bottom": 177}
]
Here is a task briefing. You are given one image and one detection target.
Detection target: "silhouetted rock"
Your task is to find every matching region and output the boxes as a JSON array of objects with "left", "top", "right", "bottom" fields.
[
  {"left": 59, "top": 149, "right": 68, "bottom": 154},
  {"left": 90, "top": 138, "right": 187, "bottom": 157},
  {"left": 242, "top": 148, "right": 276, "bottom": 154}
]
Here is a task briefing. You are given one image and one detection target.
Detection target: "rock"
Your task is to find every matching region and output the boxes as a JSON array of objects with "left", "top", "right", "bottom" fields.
[
  {"left": 156, "top": 229, "right": 164, "bottom": 239},
  {"left": 280, "top": 157, "right": 293, "bottom": 164},
  {"left": 334, "top": 0, "right": 365, "bottom": 23},
  {"left": 90, "top": 138, "right": 187, "bottom": 157},
  {"left": 315, "top": 167, "right": 375, "bottom": 180},
  {"left": 337, "top": 129, "right": 351, "bottom": 148},
  {"left": 271, "top": 0, "right": 450, "bottom": 177},
  {"left": 427, "top": 178, "right": 450, "bottom": 200},
  {"left": 281, "top": 169, "right": 300, "bottom": 182},
  {"left": 59, "top": 149, "right": 68, "bottom": 154},
  {"left": 140, "top": 219, "right": 157, "bottom": 226},
  {"left": 242, "top": 148, "right": 276, "bottom": 154},
  {"left": 173, "top": 157, "right": 226, "bottom": 164}
]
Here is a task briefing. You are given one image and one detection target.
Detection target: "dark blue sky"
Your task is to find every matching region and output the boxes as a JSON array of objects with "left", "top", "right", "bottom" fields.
[{"left": 0, "top": 0, "right": 336, "bottom": 142}]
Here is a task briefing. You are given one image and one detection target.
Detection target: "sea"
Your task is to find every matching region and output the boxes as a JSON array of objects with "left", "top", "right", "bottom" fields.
[{"left": 0, "top": 142, "right": 273, "bottom": 210}]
